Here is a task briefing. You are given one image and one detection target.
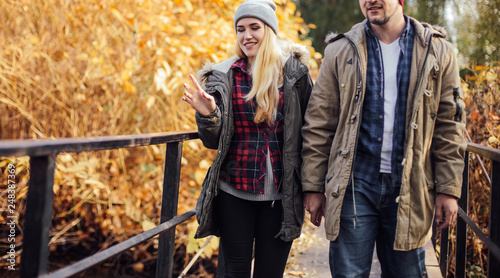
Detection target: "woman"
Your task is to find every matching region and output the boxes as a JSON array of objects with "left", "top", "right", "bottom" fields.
[{"left": 182, "top": 0, "right": 313, "bottom": 277}]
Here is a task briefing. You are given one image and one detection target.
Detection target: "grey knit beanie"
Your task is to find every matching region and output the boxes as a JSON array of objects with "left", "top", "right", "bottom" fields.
[{"left": 234, "top": 0, "right": 278, "bottom": 35}]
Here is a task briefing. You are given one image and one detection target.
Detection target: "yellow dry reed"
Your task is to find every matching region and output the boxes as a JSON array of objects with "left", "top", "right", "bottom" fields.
[{"left": 0, "top": 0, "right": 317, "bottom": 274}]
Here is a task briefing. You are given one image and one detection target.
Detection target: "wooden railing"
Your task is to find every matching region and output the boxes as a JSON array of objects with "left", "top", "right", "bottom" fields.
[
  {"left": 435, "top": 142, "right": 500, "bottom": 277},
  {"left": 2, "top": 134, "right": 499, "bottom": 277},
  {"left": 0, "top": 131, "right": 199, "bottom": 278}
]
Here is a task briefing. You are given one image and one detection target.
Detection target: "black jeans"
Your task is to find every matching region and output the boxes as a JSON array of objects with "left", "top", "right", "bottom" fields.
[{"left": 215, "top": 190, "right": 292, "bottom": 278}]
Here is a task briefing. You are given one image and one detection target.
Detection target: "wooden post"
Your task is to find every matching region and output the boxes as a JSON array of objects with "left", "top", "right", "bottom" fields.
[
  {"left": 156, "top": 142, "right": 183, "bottom": 278},
  {"left": 439, "top": 227, "right": 449, "bottom": 276},
  {"left": 456, "top": 151, "right": 469, "bottom": 278},
  {"left": 20, "top": 155, "right": 56, "bottom": 277},
  {"left": 488, "top": 160, "right": 500, "bottom": 277}
]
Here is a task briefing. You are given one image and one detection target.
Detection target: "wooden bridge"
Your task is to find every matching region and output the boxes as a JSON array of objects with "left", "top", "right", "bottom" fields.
[{"left": 1, "top": 131, "right": 499, "bottom": 277}]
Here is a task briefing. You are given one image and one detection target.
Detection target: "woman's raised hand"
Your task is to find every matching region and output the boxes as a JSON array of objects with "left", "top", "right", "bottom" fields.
[{"left": 182, "top": 74, "right": 216, "bottom": 116}]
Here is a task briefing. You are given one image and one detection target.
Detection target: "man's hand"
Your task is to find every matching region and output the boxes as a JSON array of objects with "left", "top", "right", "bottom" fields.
[
  {"left": 435, "top": 193, "right": 458, "bottom": 230},
  {"left": 304, "top": 192, "right": 326, "bottom": 227}
]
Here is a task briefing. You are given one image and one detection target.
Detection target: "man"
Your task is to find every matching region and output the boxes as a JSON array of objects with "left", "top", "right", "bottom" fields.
[{"left": 301, "top": 0, "right": 467, "bottom": 277}]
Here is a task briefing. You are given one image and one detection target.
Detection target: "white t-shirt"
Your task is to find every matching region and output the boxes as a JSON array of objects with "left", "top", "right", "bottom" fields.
[{"left": 379, "top": 39, "right": 401, "bottom": 173}]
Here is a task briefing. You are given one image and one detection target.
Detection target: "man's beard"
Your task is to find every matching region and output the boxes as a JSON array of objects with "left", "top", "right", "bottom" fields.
[
  {"left": 366, "top": 5, "right": 398, "bottom": 26},
  {"left": 368, "top": 16, "right": 391, "bottom": 26}
]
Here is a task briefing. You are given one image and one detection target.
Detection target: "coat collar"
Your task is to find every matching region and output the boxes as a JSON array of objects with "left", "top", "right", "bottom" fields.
[{"left": 324, "top": 16, "right": 448, "bottom": 48}]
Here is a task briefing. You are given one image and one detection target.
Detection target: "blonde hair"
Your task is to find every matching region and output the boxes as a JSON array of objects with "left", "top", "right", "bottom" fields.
[{"left": 235, "top": 25, "right": 283, "bottom": 123}]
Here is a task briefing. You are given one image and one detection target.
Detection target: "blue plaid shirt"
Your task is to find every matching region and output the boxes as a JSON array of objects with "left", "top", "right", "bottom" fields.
[{"left": 353, "top": 15, "right": 415, "bottom": 187}]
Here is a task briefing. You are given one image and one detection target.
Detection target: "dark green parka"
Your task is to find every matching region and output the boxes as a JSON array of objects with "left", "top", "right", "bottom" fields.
[{"left": 194, "top": 41, "right": 313, "bottom": 242}]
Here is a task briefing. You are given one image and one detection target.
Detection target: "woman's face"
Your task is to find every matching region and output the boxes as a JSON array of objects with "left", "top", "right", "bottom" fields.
[{"left": 236, "top": 17, "right": 266, "bottom": 66}]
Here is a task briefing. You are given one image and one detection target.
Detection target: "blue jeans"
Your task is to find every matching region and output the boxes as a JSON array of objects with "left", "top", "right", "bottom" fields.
[{"left": 329, "top": 173, "right": 425, "bottom": 278}]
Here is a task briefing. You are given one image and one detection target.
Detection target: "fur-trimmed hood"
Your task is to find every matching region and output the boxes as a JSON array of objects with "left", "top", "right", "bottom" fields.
[{"left": 197, "top": 40, "right": 310, "bottom": 87}]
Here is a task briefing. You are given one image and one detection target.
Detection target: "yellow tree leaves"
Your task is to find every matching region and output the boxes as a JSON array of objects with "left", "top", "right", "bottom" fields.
[
  {"left": 1, "top": 0, "right": 316, "bottom": 138},
  {"left": 465, "top": 65, "right": 500, "bottom": 149}
]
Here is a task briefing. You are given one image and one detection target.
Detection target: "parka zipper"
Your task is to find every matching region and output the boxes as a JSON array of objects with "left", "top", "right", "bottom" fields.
[
  {"left": 273, "top": 66, "right": 308, "bottom": 209},
  {"left": 345, "top": 36, "right": 365, "bottom": 229},
  {"left": 272, "top": 62, "right": 309, "bottom": 241}
]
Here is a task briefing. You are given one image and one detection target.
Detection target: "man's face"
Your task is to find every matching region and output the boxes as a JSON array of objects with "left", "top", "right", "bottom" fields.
[{"left": 359, "top": 0, "right": 401, "bottom": 26}]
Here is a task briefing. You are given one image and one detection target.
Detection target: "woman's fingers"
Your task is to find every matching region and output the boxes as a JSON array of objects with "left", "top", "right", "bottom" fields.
[
  {"left": 182, "top": 91, "right": 192, "bottom": 103},
  {"left": 183, "top": 91, "right": 193, "bottom": 99},
  {"left": 184, "top": 74, "right": 207, "bottom": 100},
  {"left": 183, "top": 82, "right": 194, "bottom": 94},
  {"left": 182, "top": 73, "right": 216, "bottom": 116},
  {"left": 189, "top": 74, "right": 203, "bottom": 91},
  {"left": 203, "top": 91, "right": 214, "bottom": 102},
  {"left": 182, "top": 90, "right": 191, "bottom": 103}
]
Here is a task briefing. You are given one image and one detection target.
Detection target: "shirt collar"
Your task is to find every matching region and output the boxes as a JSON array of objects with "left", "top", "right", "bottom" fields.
[
  {"left": 365, "top": 15, "right": 412, "bottom": 54},
  {"left": 231, "top": 58, "right": 251, "bottom": 75}
]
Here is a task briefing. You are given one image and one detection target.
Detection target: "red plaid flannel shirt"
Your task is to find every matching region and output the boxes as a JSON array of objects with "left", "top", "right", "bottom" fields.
[{"left": 219, "top": 58, "right": 284, "bottom": 194}]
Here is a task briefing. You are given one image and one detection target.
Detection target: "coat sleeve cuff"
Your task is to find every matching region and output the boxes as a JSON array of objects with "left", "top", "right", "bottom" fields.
[{"left": 195, "top": 106, "right": 221, "bottom": 124}]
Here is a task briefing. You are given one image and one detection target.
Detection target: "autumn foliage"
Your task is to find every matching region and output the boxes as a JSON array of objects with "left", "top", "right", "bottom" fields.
[
  {"left": 0, "top": 0, "right": 316, "bottom": 276},
  {"left": 434, "top": 64, "right": 500, "bottom": 277},
  {"left": 1, "top": 0, "right": 499, "bottom": 277},
  {"left": 459, "top": 65, "right": 499, "bottom": 277}
]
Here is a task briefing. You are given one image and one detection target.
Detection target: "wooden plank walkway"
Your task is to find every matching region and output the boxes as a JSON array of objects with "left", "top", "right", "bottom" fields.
[{"left": 284, "top": 223, "right": 442, "bottom": 278}]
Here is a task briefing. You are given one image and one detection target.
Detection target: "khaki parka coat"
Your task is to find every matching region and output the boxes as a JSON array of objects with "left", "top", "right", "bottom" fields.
[
  {"left": 301, "top": 17, "right": 467, "bottom": 251},
  {"left": 194, "top": 41, "right": 313, "bottom": 242}
]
